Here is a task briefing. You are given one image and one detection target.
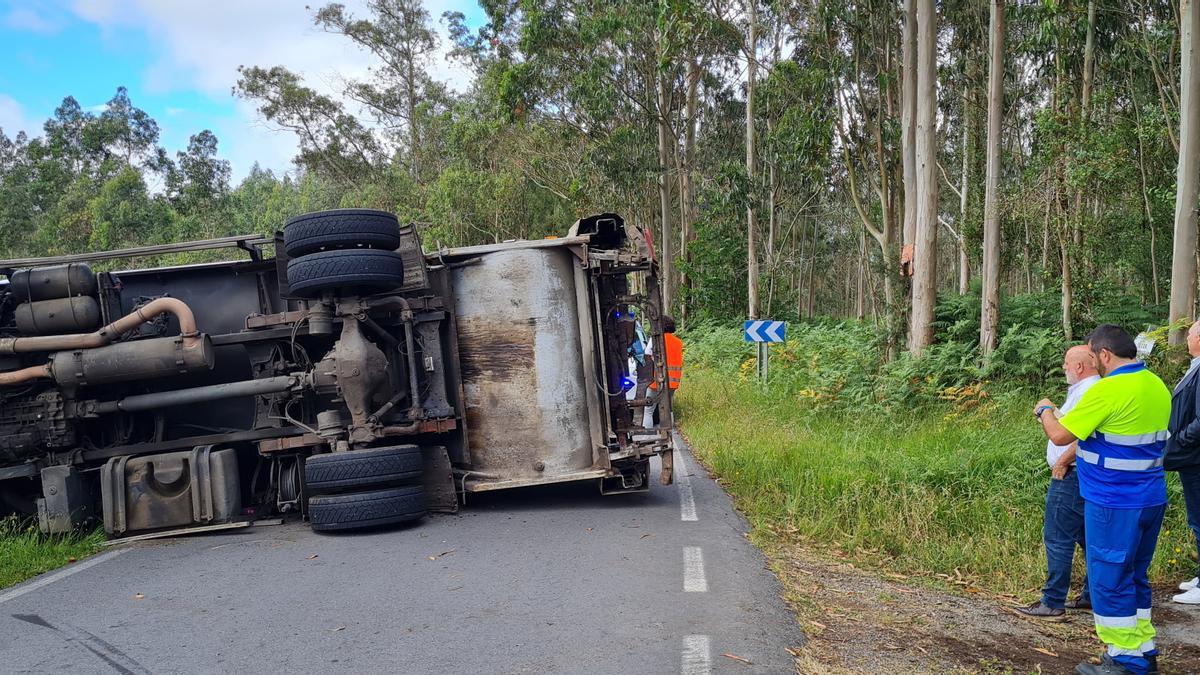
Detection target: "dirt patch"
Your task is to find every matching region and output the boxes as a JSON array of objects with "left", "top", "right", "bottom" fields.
[{"left": 770, "top": 544, "right": 1200, "bottom": 674}]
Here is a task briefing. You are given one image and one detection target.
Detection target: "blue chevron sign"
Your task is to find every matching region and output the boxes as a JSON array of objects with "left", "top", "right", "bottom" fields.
[{"left": 744, "top": 320, "right": 786, "bottom": 343}]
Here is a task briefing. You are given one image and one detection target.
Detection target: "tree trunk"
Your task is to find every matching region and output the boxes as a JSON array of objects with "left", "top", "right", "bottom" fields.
[
  {"left": 1024, "top": 217, "right": 1033, "bottom": 293},
  {"left": 807, "top": 218, "right": 818, "bottom": 317},
  {"left": 746, "top": 0, "right": 760, "bottom": 320},
  {"left": 1041, "top": 195, "right": 1051, "bottom": 291},
  {"left": 1132, "top": 88, "right": 1162, "bottom": 306},
  {"left": 909, "top": 0, "right": 938, "bottom": 357},
  {"left": 958, "top": 87, "right": 971, "bottom": 296},
  {"left": 857, "top": 229, "right": 866, "bottom": 319},
  {"left": 1171, "top": 0, "right": 1200, "bottom": 344},
  {"left": 1061, "top": 225, "right": 1073, "bottom": 340},
  {"left": 1068, "top": 0, "right": 1096, "bottom": 280},
  {"left": 656, "top": 73, "right": 675, "bottom": 315},
  {"left": 900, "top": 0, "right": 918, "bottom": 276},
  {"left": 980, "top": 0, "right": 1005, "bottom": 355},
  {"left": 797, "top": 217, "right": 808, "bottom": 320},
  {"left": 679, "top": 59, "right": 700, "bottom": 326},
  {"left": 406, "top": 53, "right": 419, "bottom": 179}
]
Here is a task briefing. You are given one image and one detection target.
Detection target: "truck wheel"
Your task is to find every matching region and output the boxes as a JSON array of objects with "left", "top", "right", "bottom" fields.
[
  {"left": 305, "top": 444, "right": 422, "bottom": 494},
  {"left": 283, "top": 209, "right": 401, "bottom": 257},
  {"left": 286, "top": 249, "right": 405, "bottom": 298},
  {"left": 308, "top": 485, "right": 426, "bottom": 532}
]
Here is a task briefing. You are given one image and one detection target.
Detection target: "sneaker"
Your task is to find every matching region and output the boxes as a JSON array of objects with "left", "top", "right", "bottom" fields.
[
  {"left": 1180, "top": 576, "right": 1199, "bottom": 591},
  {"left": 1173, "top": 586, "right": 1200, "bottom": 604},
  {"left": 1075, "top": 654, "right": 1136, "bottom": 674},
  {"left": 1015, "top": 601, "right": 1066, "bottom": 620},
  {"left": 1065, "top": 595, "right": 1092, "bottom": 610}
]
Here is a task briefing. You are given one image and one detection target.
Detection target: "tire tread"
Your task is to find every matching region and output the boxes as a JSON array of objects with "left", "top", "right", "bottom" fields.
[
  {"left": 284, "top": 209, "right": 401, "bottom": 257},
  {"left": 305, "top": 445, "right": 422, "bottom": 493},
  {"left": 308, "top": 485, "right": 426, "bottom": 532}
]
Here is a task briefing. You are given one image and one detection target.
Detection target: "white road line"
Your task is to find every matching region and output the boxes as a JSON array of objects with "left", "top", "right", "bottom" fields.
[
  {"left": 674, "top": 443, "right": 698, "bottom": 522},
  {"left": 683, "top": 546, "right": 708, "bottom": 592},
  {"left": 0, "top": 548, "right": 130, "bottom": 606},
  {"left": 681, "top": 634, "right": 712, "bottom": 675}
]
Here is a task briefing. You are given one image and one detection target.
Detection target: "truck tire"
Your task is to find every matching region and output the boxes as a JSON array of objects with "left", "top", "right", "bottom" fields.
[
  {"left": 283, "top": 209, "right": 401, "bottom": 257},
  {"left": 286, "top": 249, "right": 405, "bottom": 298},
  {"left": 304, "top": 444, "right": 423, "bottom": 494},
  {"left": 308, "top": 485, "right": 426, "bottom": 532}
]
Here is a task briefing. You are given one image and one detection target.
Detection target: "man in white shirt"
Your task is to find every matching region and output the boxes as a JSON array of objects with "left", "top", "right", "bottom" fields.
[{"left": 1018, "top": 345, "right": 1101, "bottom": 619}]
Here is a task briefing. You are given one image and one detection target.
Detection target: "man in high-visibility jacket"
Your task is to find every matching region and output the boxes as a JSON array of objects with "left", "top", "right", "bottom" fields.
[
  {"left": 644, "top": 316, "right": 683, "bottom": 427},
  {"left": 1035, "top": 324, "right": 1171, "bottom": 675}
]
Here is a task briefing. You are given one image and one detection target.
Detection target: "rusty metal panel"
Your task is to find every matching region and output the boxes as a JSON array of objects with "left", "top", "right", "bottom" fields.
[
  {"left": 571, "top": 250, "right": 607, "bottom": 468},
  {"left": 396, "top": 223, "right": 429, "bottom": 291},
  {"left": 420, "top": 446, "right": 458, "bottom": 513},
  {"left": 451, "top": 247, "right": 594, "bottom": 487}
]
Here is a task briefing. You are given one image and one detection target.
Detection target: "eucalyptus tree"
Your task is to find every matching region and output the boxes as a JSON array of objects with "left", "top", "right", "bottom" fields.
[
  {"left": 980, "top": 0, "right": 1005, "bottom": 355},
  {"left": 312, "top": 0, "right": 439, "bottom": 178},
  {"left": 908, "top": 0, "right": 938, "bottom": 356},
  {"left": 1170, "top": 0, "right": 1200, "bottom": 344}
]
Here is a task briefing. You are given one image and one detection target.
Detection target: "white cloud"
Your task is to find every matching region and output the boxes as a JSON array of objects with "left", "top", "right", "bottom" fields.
[
  {"left": 3, "top": 6, "right": 64, "bottom": 34},
  {"left": 66, "top": 0, "right": 481, "bottom": 182},
  {"left": 0, "top": 94, "right": 40, "bottom": 137},
  {"left": 212, "top": 100, "right": 302, "bottom": 181}
]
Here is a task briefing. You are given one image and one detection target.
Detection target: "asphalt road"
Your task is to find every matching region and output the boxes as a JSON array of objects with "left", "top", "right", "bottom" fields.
[{"left": 0, "top": 434, "right": 802, "bottom": 674}]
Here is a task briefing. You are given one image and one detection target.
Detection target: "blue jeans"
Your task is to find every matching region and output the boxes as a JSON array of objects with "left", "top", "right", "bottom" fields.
[
  {"left": 1042, "top": 468, "right": 1089, "bottom": 608},
  {"left": 1181, "top": 470, "right": 1200, "bottom": 576}
]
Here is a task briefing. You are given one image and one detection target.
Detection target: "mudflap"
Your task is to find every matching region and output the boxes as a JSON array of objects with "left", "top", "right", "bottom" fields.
[
  {"left": 660, "top": 443, "right": 674, "bottom": 486},
  {"left": 422, "top": 445, "right": 458, "bottom": 513}
]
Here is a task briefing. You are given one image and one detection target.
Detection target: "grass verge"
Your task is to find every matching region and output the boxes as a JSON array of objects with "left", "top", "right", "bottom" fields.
[
  {"left": 676, "top": 367, "right": 1195, "bottom": 600},
  {"left": 0, "top": 517, "right": 104, "bottom": 590}
]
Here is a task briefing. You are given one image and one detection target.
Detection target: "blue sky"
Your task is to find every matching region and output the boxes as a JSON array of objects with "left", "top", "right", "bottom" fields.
[{"left": 0, "top": 0, "right": 486, "bottom": 182}]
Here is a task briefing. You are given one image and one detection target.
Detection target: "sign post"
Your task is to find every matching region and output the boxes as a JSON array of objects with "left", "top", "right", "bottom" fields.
[{"left": 744, "top": 320, "right": 786, "bottom": 386}]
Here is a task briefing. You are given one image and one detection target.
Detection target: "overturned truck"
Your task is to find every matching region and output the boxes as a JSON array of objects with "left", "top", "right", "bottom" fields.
[{"left": 0, "top": 211, "right": 674, "bottom": 537}]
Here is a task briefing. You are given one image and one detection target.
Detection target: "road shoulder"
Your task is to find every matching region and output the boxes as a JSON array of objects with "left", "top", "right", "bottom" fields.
[{"left": 679, "top": 430, "right": 1200, "bottom": 674}]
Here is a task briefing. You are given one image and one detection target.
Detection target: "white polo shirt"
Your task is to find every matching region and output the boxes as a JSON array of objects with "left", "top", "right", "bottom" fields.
[{"left": 1046, "top": 374, "right": 1100, "bottom": 467}]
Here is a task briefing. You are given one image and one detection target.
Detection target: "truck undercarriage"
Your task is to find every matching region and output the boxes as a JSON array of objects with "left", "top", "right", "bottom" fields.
[{"left": 0, "top": 211, "right": 673, "bottom": 537}]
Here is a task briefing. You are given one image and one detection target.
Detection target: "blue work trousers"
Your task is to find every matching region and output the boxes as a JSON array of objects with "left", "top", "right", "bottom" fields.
[
  {"left": 1041, "top": 468, "right": 1089, "bottom": 609},
  {"left": 1085, "top": 501, "right": 1165, "bottom": 675}
]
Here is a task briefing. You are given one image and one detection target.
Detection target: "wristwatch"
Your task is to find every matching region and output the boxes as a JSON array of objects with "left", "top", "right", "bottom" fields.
[{"left": 1035, "top": 405, "right": 1055, "bottom": 418}]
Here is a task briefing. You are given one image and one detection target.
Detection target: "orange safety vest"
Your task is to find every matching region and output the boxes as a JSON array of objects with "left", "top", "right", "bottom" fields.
[{"left": 650, "top": 333, "right": 684, "bottom": 391}]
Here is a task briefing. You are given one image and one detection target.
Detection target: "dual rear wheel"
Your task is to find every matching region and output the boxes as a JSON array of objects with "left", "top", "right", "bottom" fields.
[
  {"left": 304, "top": 444, "right": 427, "bottom": 532},
  {"left": 287, "top": 211, "right": 423, "bottom": 531},
  {"left": 283, "top": 209, "right": 406, "bottom": 298}
]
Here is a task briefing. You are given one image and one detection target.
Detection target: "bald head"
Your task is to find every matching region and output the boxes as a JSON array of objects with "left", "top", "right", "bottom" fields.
[
  {"left": 1188, "top": 321, "right": 1200, "bottom": 358},
  {"left": 1064, "top": 345, "right": 1097, "bottom": 385}
]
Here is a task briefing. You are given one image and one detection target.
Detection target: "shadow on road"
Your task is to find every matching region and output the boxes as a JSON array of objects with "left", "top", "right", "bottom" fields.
[{"left": 459, "top": 478, "right": 669, "bottom": 514}]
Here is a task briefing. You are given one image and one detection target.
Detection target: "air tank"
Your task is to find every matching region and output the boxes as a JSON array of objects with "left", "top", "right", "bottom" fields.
[
  {"left": 451, "top": 247, "right": 594, "bottom": 482},
  {"left": 9, "top": 263, "right": 97, "bottom": 302},
  {"left": 15, "top": 297, "right": 101, "bottom": 335}
]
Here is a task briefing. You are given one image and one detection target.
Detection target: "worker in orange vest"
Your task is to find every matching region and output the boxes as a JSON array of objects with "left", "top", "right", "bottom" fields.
[{"left": 644, "top": 316, "right": 683, "bottom": 427}]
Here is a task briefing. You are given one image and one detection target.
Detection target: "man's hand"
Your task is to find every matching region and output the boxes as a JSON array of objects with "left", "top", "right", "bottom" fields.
[
  {"left": 1034, "top": 398, "right": 1058, "bottom": 417},
  {"left": 1051, "top": 461, "right": 1069, "bottom": 480}
]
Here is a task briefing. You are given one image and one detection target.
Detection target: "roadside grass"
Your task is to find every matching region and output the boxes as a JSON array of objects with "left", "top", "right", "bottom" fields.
[
  {"left": 0, "top": 517, "right": 104, "bottom": 590},
  {"left": 676, "top": 367, "right": 1195, "bottom": 600}
]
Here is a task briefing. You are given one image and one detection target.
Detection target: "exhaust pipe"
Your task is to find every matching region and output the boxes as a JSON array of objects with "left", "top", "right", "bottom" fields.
[
  {"left": 0, "top": 297, "right": 201, "bottom": 354},
  {"left": 0, "top": 364, "right": 52, "bottom": 386},
  {"left": 0, "top": 298, "right": 211, "bottom": 388}
]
